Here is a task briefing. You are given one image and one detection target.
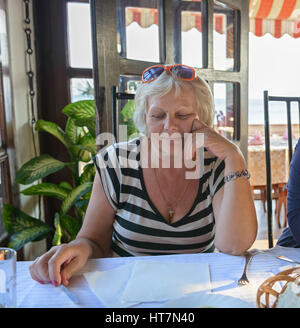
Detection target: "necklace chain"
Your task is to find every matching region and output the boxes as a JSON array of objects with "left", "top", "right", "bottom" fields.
[{"left": 153, "top": 168, "right": 191, "bottom": 222}]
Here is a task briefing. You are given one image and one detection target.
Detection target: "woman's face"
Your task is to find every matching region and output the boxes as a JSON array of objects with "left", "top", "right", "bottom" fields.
[{"left": 145, "top": 86, "right": 199, "bottom": 137}]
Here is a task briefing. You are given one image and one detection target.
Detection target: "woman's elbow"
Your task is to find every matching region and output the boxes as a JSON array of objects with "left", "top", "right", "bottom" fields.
[{"left": 215, "top": 229, "right": 257, "bottom": 256}]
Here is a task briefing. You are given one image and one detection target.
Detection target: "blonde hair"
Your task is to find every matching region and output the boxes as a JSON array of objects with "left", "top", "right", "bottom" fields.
[{"left": 133, "top": 71, "right": 214, "bottom": 135}]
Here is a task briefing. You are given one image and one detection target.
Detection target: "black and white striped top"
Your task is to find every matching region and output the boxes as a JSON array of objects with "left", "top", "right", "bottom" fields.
[{"left": 93, "top": 137, "right": 225, "bottom": 257}]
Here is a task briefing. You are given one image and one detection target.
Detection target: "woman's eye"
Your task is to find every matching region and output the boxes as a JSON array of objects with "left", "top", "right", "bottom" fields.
[
  {"left": 177, "top": 114, "right": 189, "bottom": 119},
  {"left": 152, "top": 114, "right": 164, "bottom": 119}
]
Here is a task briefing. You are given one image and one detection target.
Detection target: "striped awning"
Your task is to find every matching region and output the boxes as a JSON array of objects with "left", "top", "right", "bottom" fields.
[
  {"left": 250, "top": 0, "right": 300, "bottom": 38},
  {"left": 125, "top": 0, "right": 300, "bottom": 38},
  {"left": 125, "top": 7, "right": 226, "bottom": 34}
]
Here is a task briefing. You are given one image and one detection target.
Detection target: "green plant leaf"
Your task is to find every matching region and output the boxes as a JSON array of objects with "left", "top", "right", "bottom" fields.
[
  {"left": 121, "top": 100, "right": 135, "bottom": 119},
  {"left": 8, "top": 225, "right": 53, "bottom": 251},
  {"left": 15, "top": 154, "right": 69, "bottom": 185},
  {"left": 77, "top": 135, "right": 97, "bottom": 155},
  {"left": 65, "top": 117, "right": 80, "bottom": 145},
  {"left": 62, "top": 100, "right": 96, "bottom": 137},
  {"left": 21, "top": 183, "right": 69, "bottom": 200},
  {"left": 79, "top": 163, "right": 95, "bottom": 185},
  {"left": 2, "top": 204, "right": 53, "bottom": 250},
  {"left": 75, "top": 119, "right": 96, "bottom": 138},
  {"left": 2, "top": 203, "right": 52, "bottom": 235},
  {"left": 74, "top": 199, "right": 89, "bottom": 209},
  {"left": 35, "top": 119, "right": 71, "bottom": 148},
  {"left": 60, "top": 215, "right": 81, "bottom": 242},
  {"left": 52, "top": 213, "right": 62, "bottom": 246},
  {"left": 63, "top": 100, "right": 95, "bottom": 120},
  {"left": 60, "top": 182, "right": 93, "bottom": 217},
  {"left": 58, "top": 181, "right": 73, "bottom": 191},
  {"left": 120, "top": 100, "right": 138, "bottom": 139},
  {"left": 76, "top": 146, "right": 91, "bottom": 163},
  {"left": 69, "top": 133, "right": 96, "bottom": 162}
]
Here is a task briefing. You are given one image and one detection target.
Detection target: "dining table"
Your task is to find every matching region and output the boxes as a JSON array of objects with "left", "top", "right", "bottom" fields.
[{"left": 14, "top": 245, "right": 300, "bottom": 309}]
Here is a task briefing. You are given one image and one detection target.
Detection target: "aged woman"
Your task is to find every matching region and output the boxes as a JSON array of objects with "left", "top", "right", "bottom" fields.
[{"left": 29, "top": 64, "right": 257, "bottom": 287}]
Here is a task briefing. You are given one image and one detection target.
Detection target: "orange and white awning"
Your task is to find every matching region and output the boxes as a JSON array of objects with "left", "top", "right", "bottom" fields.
[
  {"left": 249, "top": 0, "right": 300, "bottom": 38},
  {"left": 125, "top": 0, "right": 300, "bottom": 39},
  {"left": 126, "top": 7, "right": 226, "bottom": 35}
]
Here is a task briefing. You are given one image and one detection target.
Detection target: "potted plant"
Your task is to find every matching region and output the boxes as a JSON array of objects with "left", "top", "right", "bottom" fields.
[
  {"left": 2, "top": 98, "right": 137, "bottom": 251},
  {"left": 2, "top": 100, "right": 97, "bottom": 250}
]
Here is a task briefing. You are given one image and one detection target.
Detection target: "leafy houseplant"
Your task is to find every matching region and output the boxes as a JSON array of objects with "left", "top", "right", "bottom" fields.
[
  {"left": 120, "top": 99, "right": 139, "bottom": 138},
  {"left": 2, "top": 100, "right": 97, "bottom": 251}
]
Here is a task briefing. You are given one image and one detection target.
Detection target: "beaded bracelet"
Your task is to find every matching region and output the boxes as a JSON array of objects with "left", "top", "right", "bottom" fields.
[{"left": 224, "top": 169, "right": 250, "bottom": 183}]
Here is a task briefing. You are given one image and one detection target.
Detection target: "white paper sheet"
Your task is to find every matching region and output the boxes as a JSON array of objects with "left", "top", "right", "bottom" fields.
[
  {"left": 84, "top": 260, "right": 210, "bottom": 307},
  {"left": 84, "top": 262, "right": 134, "bottom": 307},
  {"left": 122, "top": 261, "right": 210, "bottom": 303},
  {"left": 16, "top": 262, "right": 79, "bottom": 308}
]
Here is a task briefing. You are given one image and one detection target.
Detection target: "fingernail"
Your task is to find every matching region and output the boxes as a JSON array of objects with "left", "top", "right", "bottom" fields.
[
  {"left": 52, "top": 280, "right": 59, "bottom": 287},
  {"left": 37, "top": 280, "right": 44, "bottom": 284}
]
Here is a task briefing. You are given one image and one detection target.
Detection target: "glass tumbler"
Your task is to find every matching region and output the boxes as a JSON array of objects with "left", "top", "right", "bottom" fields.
[{"left": 0, "top": 248, "right": 16, "bottom": 308}]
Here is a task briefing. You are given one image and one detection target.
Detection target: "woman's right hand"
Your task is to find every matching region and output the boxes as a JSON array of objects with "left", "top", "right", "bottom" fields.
[{"left": 29, "top": 238, "right": 92, "bottom": 287}]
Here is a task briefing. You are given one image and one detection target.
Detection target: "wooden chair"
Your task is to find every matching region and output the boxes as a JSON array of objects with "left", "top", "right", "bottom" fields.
[
  {"left": 264, "top": 91, "right": 300, "bottom": 248},
  {"left": 251, "top": 183, "right": 286, "bottom": 228},
  {"left": 275, "top": 183, "right": 287, "bottom": 228}
]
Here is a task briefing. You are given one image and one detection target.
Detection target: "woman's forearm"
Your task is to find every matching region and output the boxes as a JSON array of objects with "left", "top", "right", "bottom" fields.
[
  {"left": 72, "top": 236, "right": 106, "bottom": 259},
  {"left": 214, "top": 151, "right": 258, "bottom": 255}
]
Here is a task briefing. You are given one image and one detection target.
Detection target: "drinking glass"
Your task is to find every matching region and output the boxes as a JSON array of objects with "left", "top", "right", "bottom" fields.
[{"left": 0, "top": 248, "right": 16, "bottom": 308}]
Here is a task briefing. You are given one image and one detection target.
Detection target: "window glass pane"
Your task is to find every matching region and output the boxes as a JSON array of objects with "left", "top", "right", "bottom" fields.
[
  {"left": 70, "top": 78, "right": 94, "bottom": 102},
  {"left": 213, "top": 82, "right": 238, "bottom": 141},
  {"left": 120, "top": 76, "right": 141, "bottom": 94},
  {"left": 180, "top": 1, "right": 203, "bottom": 68},
  {"left": 117, "top": 0, "right": 161, "bottom": 62},
  {"left": 67, "top": 3, "right": 93, "bottom": 68},
  {"left": 119, "top": 76, "right": 141, "bottom": 140},
  {"left": 265, "top": 102, "right": 299, "bottom": 147},
  {"left": 213, "top": 1, "right": 238, "bottom": 71}
]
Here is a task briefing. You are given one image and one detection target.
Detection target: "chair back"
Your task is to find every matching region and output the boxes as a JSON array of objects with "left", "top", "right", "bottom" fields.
[
  {"left": 111, "top": 86, "right": 135, "bottom": 142},
  {"left": 263, "top": 91, "right": 300, "bottom": 248}
]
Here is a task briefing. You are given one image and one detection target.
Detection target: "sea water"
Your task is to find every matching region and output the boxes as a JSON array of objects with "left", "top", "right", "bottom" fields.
[{"left": 214, "top": 98, "right": 300, "bottom": 126}]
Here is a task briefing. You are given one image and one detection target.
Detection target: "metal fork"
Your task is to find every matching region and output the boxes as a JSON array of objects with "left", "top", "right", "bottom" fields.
[{"left": 238, "top": 251, "right": 257, "bottom": 286}]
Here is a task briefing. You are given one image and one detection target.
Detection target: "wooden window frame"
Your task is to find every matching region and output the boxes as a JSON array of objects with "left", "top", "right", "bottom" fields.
[
  {"left": 91, "top": 0, "right": 249, "bottom": 156},
  {"left": 0, "top": 1, "right": 13, "bottom": 247},
  {"left": 33, "top": 0, "right": 93, "bottom": 247}
]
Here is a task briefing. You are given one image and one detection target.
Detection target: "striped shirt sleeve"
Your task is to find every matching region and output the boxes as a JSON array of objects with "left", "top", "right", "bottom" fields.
[
  {"left": 93, "top": 145, "right": 121, "bottom": 211},
  {"left": 209, "top": 156, "right": 225, "bottom": 197}
]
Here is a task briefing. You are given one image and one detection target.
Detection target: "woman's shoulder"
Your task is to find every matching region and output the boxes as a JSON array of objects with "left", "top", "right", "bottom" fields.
[
  {"left": 95, "top": 137, "right": 142, "bottom": 171},
  {"left": 98, "top": 136, "right": 141, "bottom": 155},
  {"left": 203, "top": 147, "right": 222, "bottom": 166}
]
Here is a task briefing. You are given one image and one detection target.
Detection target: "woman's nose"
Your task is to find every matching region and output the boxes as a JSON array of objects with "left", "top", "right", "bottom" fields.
[{"left": 164, "top": 115, "right": 178, "bottom": 132}]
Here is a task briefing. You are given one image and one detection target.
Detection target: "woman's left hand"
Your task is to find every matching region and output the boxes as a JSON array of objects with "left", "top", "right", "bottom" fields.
[{"left": 187, "top": 118, "right": 241, "bottom": 161}]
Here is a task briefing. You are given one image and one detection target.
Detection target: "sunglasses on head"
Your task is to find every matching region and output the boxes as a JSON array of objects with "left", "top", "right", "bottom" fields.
[{"left": 142, "top": 64, "right": 196, "bottom": 83}]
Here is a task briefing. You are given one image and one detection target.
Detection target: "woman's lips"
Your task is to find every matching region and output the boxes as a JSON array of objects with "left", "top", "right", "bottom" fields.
[{"left": 157, "top": 132, "right": 183, "bottom": 140}]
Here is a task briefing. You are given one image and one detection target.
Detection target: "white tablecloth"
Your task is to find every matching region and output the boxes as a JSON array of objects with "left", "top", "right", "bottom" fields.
[{"left": 16, "top": 245, "right": 300, "bottom": 308}]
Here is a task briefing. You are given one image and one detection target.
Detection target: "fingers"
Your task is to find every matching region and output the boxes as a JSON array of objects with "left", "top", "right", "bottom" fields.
[
  {"left": 29, "top": 247, "right": 58, "bottom": 284},
  {"left": 47, "top": 245, "right": 73, "bottom": 286},
  {"left": 29, "top": 245, "right": 71, "bottom": 286},
  {"left": 60, "top": 256, "right": 85, "bottom": 286},
  {"left": 184, "top": 119, "right": 207, "bottom": 161},
  {"left": 191, "top": 118, "right": 207, "bottom": 132},
  {"left": 29, "top": 243, "right": 88, "bottom": 287}
]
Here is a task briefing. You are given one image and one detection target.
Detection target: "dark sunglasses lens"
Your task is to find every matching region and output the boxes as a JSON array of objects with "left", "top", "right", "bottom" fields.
[
  {"left": 143, "top": 67, "right": 165, "bottom": 82},
  {"left": 171, "top": 65, "right": 194, "bottom": 79}
]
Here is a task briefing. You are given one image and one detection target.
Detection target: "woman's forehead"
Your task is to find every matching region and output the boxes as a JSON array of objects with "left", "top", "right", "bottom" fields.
[{"left": 148, "top": 87, "right": 196, "bottom": 106}]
